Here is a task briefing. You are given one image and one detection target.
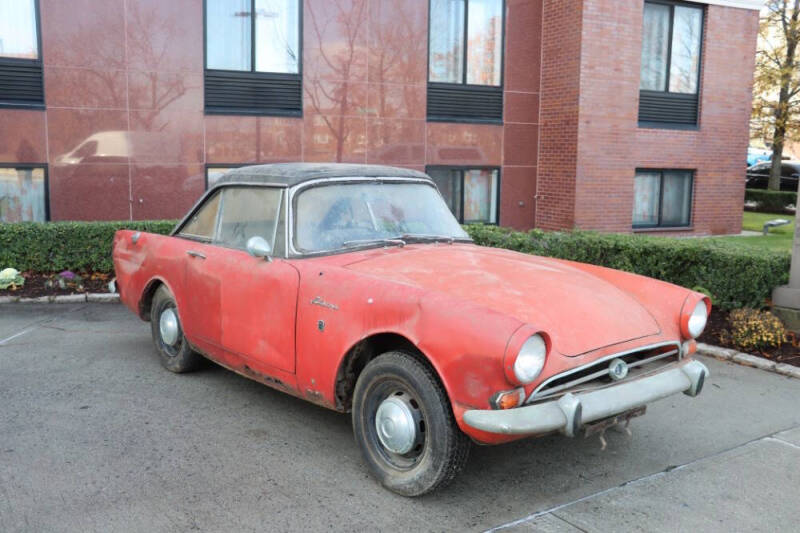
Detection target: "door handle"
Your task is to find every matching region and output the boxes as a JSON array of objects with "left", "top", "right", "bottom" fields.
[{"left": 186, "top": 250, "right": 206, "bottom": 259}]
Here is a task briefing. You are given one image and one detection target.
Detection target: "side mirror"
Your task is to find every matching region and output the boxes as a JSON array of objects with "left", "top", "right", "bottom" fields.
[{"left": 246, "top": 236, "right": 272, "bottom": 260}]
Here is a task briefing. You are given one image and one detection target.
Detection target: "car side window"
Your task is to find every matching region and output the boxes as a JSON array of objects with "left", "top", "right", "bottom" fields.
[
  {"left": 216, "top": 186, "right": 284, "bottom": 254},
  {"left": 178, "top": 191, "right": 221, "bottom": 241}
]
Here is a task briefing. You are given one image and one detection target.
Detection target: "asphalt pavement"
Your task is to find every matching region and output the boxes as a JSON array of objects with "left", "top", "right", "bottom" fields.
[{"left": 1, "top": 303, "right": 799, "bottom": 532}]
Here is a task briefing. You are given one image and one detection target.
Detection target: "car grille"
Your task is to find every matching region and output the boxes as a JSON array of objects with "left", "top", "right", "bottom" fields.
[{"left": 527, "top": 342, "right": 682, "bottom": 404}]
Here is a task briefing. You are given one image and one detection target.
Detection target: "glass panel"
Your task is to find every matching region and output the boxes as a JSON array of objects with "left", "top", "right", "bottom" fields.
[
  {"left": 640, "top": 2, "right": 670, "bottom": 91},
  {"left": 661, "top": 171, "right": 692, "bottom": 226},
  {"left": 0, "top": 0, "right": 38, "bottom": 59},
  {"left": 463, "top": 169, "right": 498, "bottom": 223},
  {"left": 466, "top": 0, "right": 502, "bottom": 86},
  {"left": 294, "top": 183, "right": 468, "bottom": 252},
  {"left": 633, "top": 171, "right": 660, "bottom": 226},
  {"left": 206, "top": 167, "right": 236, "bottom": 189},
  {"left": 429, "top": 0, "right": 465, "bottom": 83},
  {"left": 0, "top": 167, "right": 45, "bottom": 222},
  {"left": 255, "top": 0, "right": 299, "bottom": 73},
  {"left": 217, "top": 187, "right": 283, "bottom": 250},
  {"left": 206, "top": 0, "right": 252, "bottom": 71},
  {"left": 428, "top": 168, "right": 462, "bottom": 221},
  {"left": 180, "top": 192, "right": 221, "bottom": 239},
  {"left": 669, "top": 6, "right": 702, "bottom": 94}
]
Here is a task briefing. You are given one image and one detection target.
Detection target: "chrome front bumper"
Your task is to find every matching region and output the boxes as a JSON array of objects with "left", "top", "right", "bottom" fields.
[{"left": 463, "top": 359, "right": 708, "bottom": 437}]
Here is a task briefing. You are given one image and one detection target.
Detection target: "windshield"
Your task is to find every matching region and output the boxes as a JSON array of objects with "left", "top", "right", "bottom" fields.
[{"left": 293, "top": 181, "right": 470, "bottom": 253}]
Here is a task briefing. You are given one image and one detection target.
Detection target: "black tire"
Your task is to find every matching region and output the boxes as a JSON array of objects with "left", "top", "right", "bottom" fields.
[
  {"left": 149, "top": 285, "right": 202, "bottom": 373},
  {"left": 352, "top": 351, "right": 470, "bottom": 496}
]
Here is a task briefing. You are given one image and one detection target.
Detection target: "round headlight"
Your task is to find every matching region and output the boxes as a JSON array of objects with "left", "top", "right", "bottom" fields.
[
  {"left": 513, "top": 335, "right": 547, "bottom": 384},
  {"left": 687, "top": 300, "right": 708, "bottom": 338}
]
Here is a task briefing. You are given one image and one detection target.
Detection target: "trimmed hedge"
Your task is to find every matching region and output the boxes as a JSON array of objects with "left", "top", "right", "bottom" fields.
[
  {"left": 745, "top": 188, "right": 797, "bottom": 213},
  {"left": 466, "top": 225, "right": 790, "bottom": 310},
  {"left": 0, "top": 220, "right": 176, "bottom": 274},
  {"left": 0, "top": 220, "right": 791, "bottom": 310}
]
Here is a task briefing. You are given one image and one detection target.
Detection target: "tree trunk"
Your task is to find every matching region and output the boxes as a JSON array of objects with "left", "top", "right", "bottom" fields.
[{"left": 770, "top": 1, "right": 800, "bottom": 190}]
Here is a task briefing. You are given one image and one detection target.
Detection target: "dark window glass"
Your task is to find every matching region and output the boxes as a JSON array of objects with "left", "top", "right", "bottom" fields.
[
  {"left": 0, "top": 0, "right": 38, "bottom": 59},
  {"left": 633, "top": 170, "right": 692, "bottom": 228},
  {"left": 180, "top": 192, "right": 221, "bottom": 240},
  {"left": 640, "top": 2, "right": 703, "bottom": 95},
  {"left": 217, "top": 187, "right": 283, "bottom": 251},
  {"left": 206, "top": 0, "right": 299, "bottom": 74},
  {"left": 428, "top": 167, "right": 499, "bottom": 223},
  {"left": 0, "top": 166, "right": 46, "bottom": 222},
  {"left": 428, "top": 0, "right": 503, "bottom": 87}
]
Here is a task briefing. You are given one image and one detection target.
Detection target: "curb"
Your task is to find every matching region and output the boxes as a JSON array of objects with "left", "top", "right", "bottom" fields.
[
  {"left": 698, "top": 343, "right": 800, "bottom": 380},
  {"left": 0, "top": 293, "right": 119, "bottom": 304}
]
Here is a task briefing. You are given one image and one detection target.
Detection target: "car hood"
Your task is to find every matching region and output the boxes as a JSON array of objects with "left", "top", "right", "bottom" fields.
[{"left": 343, "top": 245, "right": 661, "bottom": 356}]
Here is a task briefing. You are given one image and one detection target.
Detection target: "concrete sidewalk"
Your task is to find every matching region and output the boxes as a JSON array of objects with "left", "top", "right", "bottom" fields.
[{"left": 1, "top": 303, "right": 799, "bottom": 532}]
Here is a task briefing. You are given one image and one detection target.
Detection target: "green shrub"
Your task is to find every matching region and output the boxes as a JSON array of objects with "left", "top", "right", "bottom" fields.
[
  {"left": 745, "top": 188, "right": 797, "bottom": 213},
  {"left": 0, "top": 220, "right": 176, "bottom": 274},
  {"left": 465, "top": 225, "right": 790, "bottom": 310}
]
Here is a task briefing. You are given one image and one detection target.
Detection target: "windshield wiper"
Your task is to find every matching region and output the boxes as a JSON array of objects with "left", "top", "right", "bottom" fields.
[
  {"left": 397, "top": 233, "right": 466, "bottom": 244},
  {"left": 342, "top": 238, "right": 406, "bottom": 248}
]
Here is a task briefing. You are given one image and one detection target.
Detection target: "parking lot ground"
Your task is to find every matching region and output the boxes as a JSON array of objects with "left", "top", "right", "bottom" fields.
[{"left": 1, "top": 303, "right": 800, "bottom": 532}]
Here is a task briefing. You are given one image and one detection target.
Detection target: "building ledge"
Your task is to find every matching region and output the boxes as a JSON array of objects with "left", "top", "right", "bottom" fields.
[{"left": 633, "top": 226, "right": 694, "bottom": 234}]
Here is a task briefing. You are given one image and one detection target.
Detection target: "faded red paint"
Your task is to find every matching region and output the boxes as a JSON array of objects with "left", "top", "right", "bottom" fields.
[{"left": 113, "top": 230, "right": 708, "bottom": 445}]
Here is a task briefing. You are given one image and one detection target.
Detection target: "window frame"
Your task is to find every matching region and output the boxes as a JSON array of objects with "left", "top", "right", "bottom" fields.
[
  {"left": 0, "top": 0, "right": 45, "bottom": 110},
  {"left": 632, "top": 168, "right": 694, "bottom": 230},
  {"left": 202, "top": 0, "right": 303, "bottom": 117},
  {"left": 0, "top": 163, "right": 49, "bottom": 222},
  {"left": 426, "top": 165, "right": 501, "bottom": 225},
  {"left": 426, "top": 0, "right": 506, "bottom": 124},
  {"left": 638, "top": 0, "right": 705, "bottom": 129}
]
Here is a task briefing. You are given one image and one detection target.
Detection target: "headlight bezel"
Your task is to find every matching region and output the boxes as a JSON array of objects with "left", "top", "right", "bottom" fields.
[
  {"left": 504, "top": 331, "right": 550, "bottom": 385},
  {"left": 680, "top": 297, "right": 710, "bottom": 340}
]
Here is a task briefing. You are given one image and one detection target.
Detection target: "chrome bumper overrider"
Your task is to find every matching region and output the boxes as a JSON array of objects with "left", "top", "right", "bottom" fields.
[{"left": 463, "top": 359, "right": 709, "bottom": 437}]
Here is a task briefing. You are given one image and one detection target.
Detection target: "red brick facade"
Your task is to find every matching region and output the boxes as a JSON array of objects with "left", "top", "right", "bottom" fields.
[{"left": 0, "top": 0, "right": 759, "bottom": 234}]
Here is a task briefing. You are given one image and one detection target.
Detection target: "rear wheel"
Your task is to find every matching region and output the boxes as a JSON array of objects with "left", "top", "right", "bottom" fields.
[
  {"left": 149, "top": 286, "right": 202, "bottom": 373},
  {"left": 352, "top": 351, "right": 470, "bottom": 496}
]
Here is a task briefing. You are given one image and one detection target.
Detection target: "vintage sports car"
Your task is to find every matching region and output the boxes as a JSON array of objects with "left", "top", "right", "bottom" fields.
[{"left": 113, "top": 163, "right": 710, "bottom": 496}]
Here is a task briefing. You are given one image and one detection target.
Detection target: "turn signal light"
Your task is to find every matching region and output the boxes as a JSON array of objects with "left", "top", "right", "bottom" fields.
[
  {"left": 490, "top": 387, "right": 526, "bottom": 410},
  {"left": 681, "top": 339, "right": 697, "bottom": 357}
]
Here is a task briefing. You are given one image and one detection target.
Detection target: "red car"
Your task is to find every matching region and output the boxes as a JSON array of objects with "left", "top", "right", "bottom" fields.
[{"left": 113, "top": 163, "right": 710, "bottom": 496}]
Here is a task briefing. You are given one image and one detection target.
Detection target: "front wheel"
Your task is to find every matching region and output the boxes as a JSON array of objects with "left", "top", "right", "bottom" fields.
[{"left": 352, "top": 351, "right": 470, "bottom": 496}]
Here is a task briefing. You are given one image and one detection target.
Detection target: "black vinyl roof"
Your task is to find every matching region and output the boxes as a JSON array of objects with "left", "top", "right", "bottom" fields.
[{"left": 215, "top": 163, "right": 431, "bottom": 187}]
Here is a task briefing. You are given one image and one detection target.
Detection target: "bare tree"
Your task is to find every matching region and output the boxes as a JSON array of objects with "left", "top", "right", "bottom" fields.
[{"left": 752, "top": 1, "right": 800, "bottom": 190}]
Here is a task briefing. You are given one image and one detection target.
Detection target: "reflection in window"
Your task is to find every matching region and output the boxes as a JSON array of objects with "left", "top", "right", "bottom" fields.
[
  {"left": 428, "top": 167, "right": 499, "bottom": 224},
  {"left": 217, "top": 186, "right": 283, "bottom": 251},
  {"left": 206, "top": 0, "right": 299, "bottom": 74},
  {"left": 0, "top": 0, "right": 38, "bottom": 60},
  {"left": 180, "top": 192, "right": 221, "bottom": 239},
  {"left": 633, "top": 170, "right": 692, "bottom": 228},
  {"left": 640, "top": 2, "right": 703, "bottom": 94},
  {"left": 0, "top": 166, "right": 46, "bottom": 222},
  {"left": 429, "top": 0, "right": 503, "bottom": 86}
]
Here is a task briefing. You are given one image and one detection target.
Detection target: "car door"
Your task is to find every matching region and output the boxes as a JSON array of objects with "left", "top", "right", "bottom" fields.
[
  {"left": 174, "top": 190, "right": 226, "bottom": 351},
  {"left": 781, "top": 164, "right": 800, "bottom": 191},
  {"left": 214, "top": 186, "right": 299, "bottom": 374},
  {"left": 746, "top": 162, "right": 769, "bottom": 188}
]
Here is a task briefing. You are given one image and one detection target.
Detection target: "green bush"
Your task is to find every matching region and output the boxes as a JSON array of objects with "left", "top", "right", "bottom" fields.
[
  {"left": 465, "top": 225, "right": 790, "bottom": 310},
  {"left": 0, "top": 220, "right": 176, "bottom": 274},
  {"left": 745, "top": 188, "right": 797, "bottom": 213}
]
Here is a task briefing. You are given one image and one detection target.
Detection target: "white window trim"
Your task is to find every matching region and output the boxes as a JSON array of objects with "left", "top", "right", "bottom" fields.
[{"left": 691, "top": 0, "right": 761, "bottom": 10}]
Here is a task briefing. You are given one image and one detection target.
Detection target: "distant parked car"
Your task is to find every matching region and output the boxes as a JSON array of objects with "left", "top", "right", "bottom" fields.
[
  {"left": 745, "top": 161, "right": 800, "bottom": 191},
  {"left": 747, "top": 147, "right": 771, "bottom": 167}
]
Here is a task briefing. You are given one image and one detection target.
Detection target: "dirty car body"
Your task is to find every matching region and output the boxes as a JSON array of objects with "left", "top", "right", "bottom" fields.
[{"left": 112, "top": 163, "right": 710, "bottom": 496}]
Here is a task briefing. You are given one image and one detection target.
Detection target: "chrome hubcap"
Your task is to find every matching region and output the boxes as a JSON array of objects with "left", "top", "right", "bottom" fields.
[
  {"left": 375, "top": 395, "right": 418, "bottom": 455},
  {"left": 159, "top": 308, "right": 180, "bottom": 347}
]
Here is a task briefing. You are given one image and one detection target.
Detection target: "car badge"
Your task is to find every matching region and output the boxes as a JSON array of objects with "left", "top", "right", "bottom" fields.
[{"left": 608, "top": 358, "right": 629, "bottom": 381}]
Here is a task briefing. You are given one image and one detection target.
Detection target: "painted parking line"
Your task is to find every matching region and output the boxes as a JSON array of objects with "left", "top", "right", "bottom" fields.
[{"left": 0, "top": 327, "right": 36, "bottom": 346}]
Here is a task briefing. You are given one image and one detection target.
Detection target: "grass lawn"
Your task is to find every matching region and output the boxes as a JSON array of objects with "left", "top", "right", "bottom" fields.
[{"left": 711, "top": 211, "right": 794, "bottom": 252}]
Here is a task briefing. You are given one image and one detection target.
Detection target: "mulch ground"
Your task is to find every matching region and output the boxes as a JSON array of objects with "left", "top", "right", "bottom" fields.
[
  {"left": 0, "top": 272, "right": 112, "bottom": 298},
  {"left": 699, "top": 308, "right": 800, "bottom": 367}
]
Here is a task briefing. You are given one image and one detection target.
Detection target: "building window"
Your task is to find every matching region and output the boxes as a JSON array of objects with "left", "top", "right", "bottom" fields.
[
  {"left": 0, "top": 165, "right": 47, "bottom": 222},
  {"left": 428, "top": 167, "right": 499, "bottom": 224},
  {"left": 427, "top": 0, "right": 504, "bottom": 123},
  {"left": 206, "top": 165, "right": 242, "bottom": 189},
  {"left": 638, "top": 1, "right": 703, "bottom": 127},
  {"left": 633, "top": 169, "right": 692, "bottom": 228},
  {"left": 0, "top": 0, "right": 44, "bottom": 109},
  {"left": 204, "top": 0, "right": 302, "bottom": 116}
]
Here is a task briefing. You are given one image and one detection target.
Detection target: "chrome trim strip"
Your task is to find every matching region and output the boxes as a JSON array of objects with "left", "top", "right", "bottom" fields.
[{"left": 526, "top": 341, "right": 681, "bottom": 404}]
